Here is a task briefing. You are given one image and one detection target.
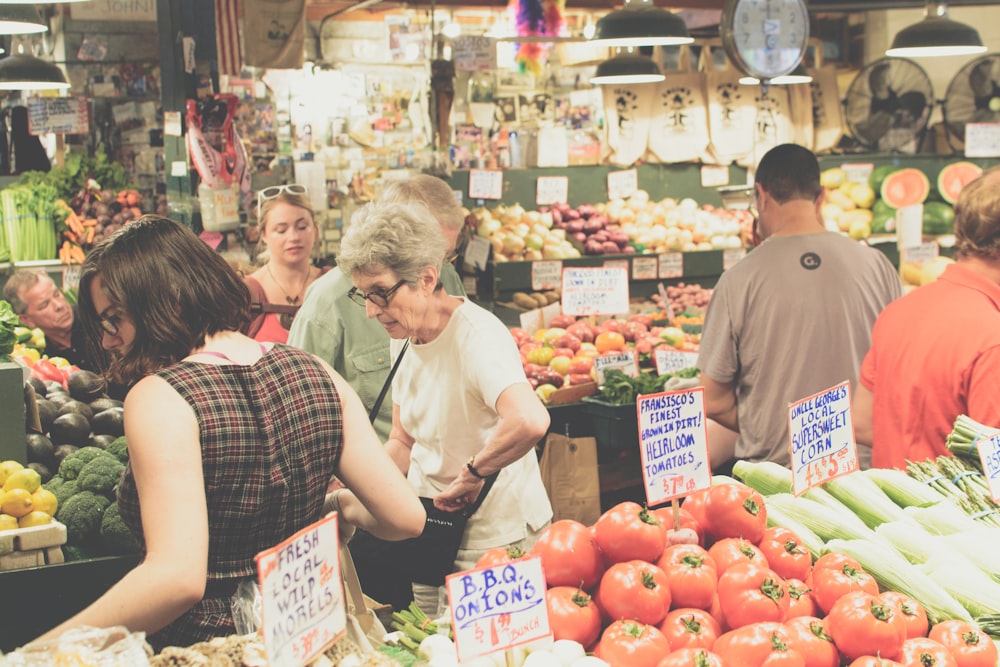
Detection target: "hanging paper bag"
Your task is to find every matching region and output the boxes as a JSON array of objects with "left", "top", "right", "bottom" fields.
[
  {"left": 702, "top": 45, "right": 757, "bottom": 166},
  {"left": 647, "top": 46, "right": 712, "bottom": 164},
  {"left": 242, "top": 0, "right": 306, "bottom": 70},
  {"left": 539, "top": 432, "right": 601, "bottom": 526},
  {"left": 602, "top": 84, "right": 656, "bottom": 167},
  {"left": 810, "top": 64, "right": 845, "bottom": 152},
  {"left": 786, "top": 81, "right": 816, "bottom": 151},
  {"left": 739, "top": 86, "right": 795, "bottom": 167}
]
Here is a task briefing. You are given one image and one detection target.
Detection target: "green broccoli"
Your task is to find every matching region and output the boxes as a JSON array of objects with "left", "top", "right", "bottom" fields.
[
  {"left": 44, "top": 475, "right": 64, "bottom": 495},
  {"left": 48, "top": 478, "right": 80, "bottom": 508},
  {"left": 77, "top": 456, "right": 125, "bottom": 498},
  {"left": 100, "top": 503, "right": 140, "bottom": 556},
  {"left": 106, "top": 436, "right": 129, "bottom": 464},
  {"left": 58, "top": 446, "right": 114, "bottom": 481},
  {"left": 56, "top": 490, "right": 111, "bottom": 545}
]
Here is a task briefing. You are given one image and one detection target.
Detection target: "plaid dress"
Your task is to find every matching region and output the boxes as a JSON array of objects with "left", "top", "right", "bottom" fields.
[{"left": 116, "top": 344, "right": 343, "bottom": 650}]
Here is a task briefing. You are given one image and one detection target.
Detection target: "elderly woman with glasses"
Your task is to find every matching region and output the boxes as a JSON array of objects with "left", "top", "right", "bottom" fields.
[
  {"left": 337, "top": 201, "right": 552, "bottom": 617},
  {"left": 29, "top": 215, "right": 424, "bottom": 651},
  {"left": 241, "top": 184, "right": 330, "bottom": 342}
]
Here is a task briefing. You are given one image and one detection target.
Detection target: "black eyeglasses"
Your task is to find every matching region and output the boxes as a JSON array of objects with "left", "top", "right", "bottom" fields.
[
  {"left": 347, "top": 279, "right": 406, "bottom": 308},
  {"left": 99, "top": 312, "right": 122, "bottom": 336},
  {"left": 257, "top": 184, "right": 308, "bottom": 218}
]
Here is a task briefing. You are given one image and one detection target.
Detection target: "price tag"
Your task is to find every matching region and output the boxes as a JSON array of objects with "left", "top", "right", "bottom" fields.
[
  {"left": 594, "top": 350, "right": 639, "bottom": 384},
  {"left": 603, "top": 259, "right": 629, "bottom": 270},
  {"left": 654, "top": 350, "right": 699, "bottom": 376},
  {"left": 164, "top": 110, "right": 182, "bottom": 137},
  {"left": 632, "top": 256, "right": 658, "bottom": 281},
  {"left": 978, "top": 433, "right": 1000, "bottom": 502},
  {"left": 788, "top": 380, "right": 858, "bottom": 495},
  {"left": 840, "top": 162, "right": 874, "bottom": 184},
  {"left": 638, "top": 387, "right": 712, "bottom": 505},
  {"left": 658, "top": 252, "right": 683, "bottom": 279},
  {"left": 518, "top": 308, "right": 543, "bottom": 334},
  {"left": 532, "top": 260, "right": 562, "bottom": 291},
  {"left": 723, "top": 247, "right": 747, "bottom": 271},
  {"left": 700, "top": 164, "right": 730, "bottom": 188},
  {"left": 469, "top": 169, "right": 503, "bottom": 200},
  {"left": 255, "top": 515, "right": 344, "bottom": 667},
  {"left": 964, "top": 123, "right": 1000, "bottom": 158},
  {"left": 607, "top": 169, "right": 638, "bottom": 200},
  {"left": 452, "top": 35, "right": 496, "bottom": 72},
  {"left": 901, "top": 242, "right": 939, "bottom": 263},
  {"left": 447, "top": 556, "right": 551, "bottom": 664},
  {"left": 466, "top": 235, "right": 492, "bottom": 271},
  {"left": 536, "top": 176, "right": 568, "bottom": 207},
  {"left": 27, "top": 96, "right": 90, "bottom": 135},
  {"left": 561, "top": 266, "right": 630, "bottom": 316}
]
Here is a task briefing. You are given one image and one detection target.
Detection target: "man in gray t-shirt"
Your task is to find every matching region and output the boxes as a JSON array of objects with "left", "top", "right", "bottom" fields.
[{"left": 698, "top": 144, "right": 901, "bottom": 468}]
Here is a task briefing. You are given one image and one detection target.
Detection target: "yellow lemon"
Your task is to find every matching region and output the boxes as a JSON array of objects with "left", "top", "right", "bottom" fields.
[
  {"left": 0, "top": 460, "right": 24, "bottom": 486},
  {"left": 0, "top": 514, "right": 17, "bottom": 531},
  {"left": 4, "top": 467, "right": 41, "bottom": 494},
  {"left": 1, "top": 487, "right": 33, "bottom": 518},
  {"left": 31, "top": 488, "right": 58, "bottom": 517},
  {"left": 18, "top": 511, "right": 52, "bottom": 528}
]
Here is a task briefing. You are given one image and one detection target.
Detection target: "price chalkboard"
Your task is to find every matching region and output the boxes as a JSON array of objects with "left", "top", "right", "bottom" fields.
[{"left": 27, "top": 97, "right": 90, "bottom": 135}]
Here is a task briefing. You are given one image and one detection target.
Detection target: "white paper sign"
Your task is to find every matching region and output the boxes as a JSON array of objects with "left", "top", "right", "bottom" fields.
[
  {"left": 658, "top": 253, "right": 683, "bottom": 279},
  {"left": 632, "top": 256, "right": 658, "bottom": 281},
  {"left": 978, "top": 433, "right": 1000, "bottom": 502},
  {"left": 723, "top": 247, "right": 747, "bottom": 271},
  {"left": 164, "top": 110, "right": 182, "bottom": 137},
  {"left": 655, "top": 350, "right": 699, "bottom": 376},
  {"left": 594, "top": 350, "right": 639, "bottom": 384},
  {"left": 964, "top": 123, "right": 1000, "bottom": 158},
  {"left": 700, "top": 165, "right": 730, "bottom": 188},
  {"left": 27, "top": 97, "right": 91, "bottom": 135},
  {"left": 901, "top": 242, "right": 939, "bottom": 263},
  {"left": 469, "top": 169, "right": 503, "bottom": 200},
  {"left": 841, "top": 162, "right": 874, "bottom": 185},
  {"left": 518, "top": 308, "right": 543, "bottom": 334},
  {"left": 561, "top": 266, "right": 630, "bottom": 316},
  {"left": 536, "top": 176, "right": 568, "bottom": 206},
  {"left": 531, "top": 260, "right": 562, "bottom": 291},
  {"left": 607, "top": 169, "right": 638, "bottom": 200},
  {"left": 788, "top": 380, "right": 858, "bottom": 495},
  {"left": 255, "top": 515, "right": 344, "bottom": 667},
  {"left": 466, "top": 235, "right": 492, "bottom": 271},
  {"left": 447, "top": 556, "right": 551, "bottom": 664},
  {"left": 638, "top": 387, "right": 712, "bottom": 505},
  {"left": 453, "top": 36, "right": 496, "bottom": 72}
]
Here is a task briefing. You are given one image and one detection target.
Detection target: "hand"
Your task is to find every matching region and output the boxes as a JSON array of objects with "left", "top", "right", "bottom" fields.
[
  {"left": 324, "top": 490, "right": 357, "bottom": 543},
  {"left": 434, "top": 475, "right": 483, "bottom": 512}
]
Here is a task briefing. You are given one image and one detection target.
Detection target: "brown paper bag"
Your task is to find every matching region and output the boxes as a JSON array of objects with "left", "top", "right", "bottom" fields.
[
  {"left": 242, "top": 0, "right": 306, "bottom": 69},
  {"left": 702, "top": 47, "right": 756, "bottom": 166},
  {"left": 786, "top": 82, "right": 816, "bottom": 151},
  {"left": 810, "top": 64, "right": 845, "bottom": 152},
  {"left": 739, "top": 87, "right": 796, "bottom": 167},
  {"left": 539, "top": 433, "right": 601, "bottom": 526},
  {"left": 647, "top": 46, "right": 712, "bottom": 164},
  {"left": 602, "top": 84, "right": 656, "bottom": 167}
]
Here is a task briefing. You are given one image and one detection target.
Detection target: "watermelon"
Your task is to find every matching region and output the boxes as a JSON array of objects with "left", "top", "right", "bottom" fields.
[
  {"left": 879, "top": 168, "right": 930, "bottom": 209},
  {"left": 871, "top": 198, "right": 896, "bottom": 234},
  {"left": 922, "top": 201, "right": 956, "bottom": 236},
  {"left": 937, "top": 161, "right": 983, "bottom": 205},
  {"left": 869, "top": 164, "right": 898, "bottom": 193}
]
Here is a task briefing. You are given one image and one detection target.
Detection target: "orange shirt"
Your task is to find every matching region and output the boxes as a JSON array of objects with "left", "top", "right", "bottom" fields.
[{"left": 860, "top": 263, "right": 1000, "bottom": 469}]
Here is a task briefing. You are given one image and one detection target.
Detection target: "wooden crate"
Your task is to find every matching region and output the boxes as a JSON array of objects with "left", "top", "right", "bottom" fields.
[{"left": 0, "top": 520, "right": 67, "bottom": 571}]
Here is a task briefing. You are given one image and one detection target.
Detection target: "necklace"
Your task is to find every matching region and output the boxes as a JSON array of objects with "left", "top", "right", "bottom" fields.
[{"left": 265, "top": 263, "right": 309, "bottom": 305}]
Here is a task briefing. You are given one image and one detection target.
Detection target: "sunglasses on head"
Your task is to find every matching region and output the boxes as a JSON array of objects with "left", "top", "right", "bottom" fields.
[{"left": 257, "top": 184, "right": 308, "bottom": 218}]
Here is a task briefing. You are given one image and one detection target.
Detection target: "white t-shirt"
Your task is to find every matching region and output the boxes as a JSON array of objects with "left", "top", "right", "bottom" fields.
[{"left": 391, "top": 299, "right": 552, "bottom": 549}]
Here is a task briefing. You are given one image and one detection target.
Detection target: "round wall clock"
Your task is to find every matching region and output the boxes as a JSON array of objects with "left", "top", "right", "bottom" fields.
[{"left": 720, "top": 0, "right": 810, "bottom": 81}]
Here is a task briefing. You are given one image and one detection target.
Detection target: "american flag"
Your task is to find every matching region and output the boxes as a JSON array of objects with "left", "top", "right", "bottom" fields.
[{"left": 215, "top": 0, "right": 243, "bottom": 76}]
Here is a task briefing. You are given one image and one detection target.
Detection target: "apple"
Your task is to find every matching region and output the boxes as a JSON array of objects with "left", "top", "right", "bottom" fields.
[
  {"left": 551, "top": 346, "right": 575, "bottom": 359},
  {"left": 567, "top": 321, "right": 595, "bottom": 343},
  {"left": 568, "top": 356, "right": 594, "bottom": 375},
  {"left": 550, "top": 314, "right": 577, "bottom": 329},
  {"left": 553, "top": 333, "right": 582, "bottom": 353}
]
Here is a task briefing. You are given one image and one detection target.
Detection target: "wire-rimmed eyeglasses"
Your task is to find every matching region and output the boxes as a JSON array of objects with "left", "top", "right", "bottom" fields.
[{"left": 347, "top": 279, "right": 406, "bottom": 308}]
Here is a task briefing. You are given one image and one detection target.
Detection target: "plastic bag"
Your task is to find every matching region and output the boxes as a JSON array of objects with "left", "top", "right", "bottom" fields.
[
  {"left": 231, "top": 578, "right": 263, "bottom": 636},
  {"left": 2, "top": 625, "right": 152, "bottom": 666}
]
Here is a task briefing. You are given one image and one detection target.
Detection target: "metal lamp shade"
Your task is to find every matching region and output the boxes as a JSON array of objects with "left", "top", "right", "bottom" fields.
[
  {"left": 0, "top": 54, "right": 70, "bottom": 90},
  {"left": 887, "top": 15, "right": 986, "bottom": 57},
  {"left": 0, "top": 5, "right": 47, "bottom": 35},
  {"left": 590, "top": 54, "right": 665, "bottom": 85},
  {"left": 590, "top": 3, "right": 692, "bottom": 48}
]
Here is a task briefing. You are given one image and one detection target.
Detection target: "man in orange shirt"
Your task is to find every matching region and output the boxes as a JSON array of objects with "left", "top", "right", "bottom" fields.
[{"left": 854, "top": 167, "right": 1000, "bottom": 469}]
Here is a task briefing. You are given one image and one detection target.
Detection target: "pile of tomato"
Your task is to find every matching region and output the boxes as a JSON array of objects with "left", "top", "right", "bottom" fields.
[{"left": 474, "top": 480, "right": 999, "bottom": 667}]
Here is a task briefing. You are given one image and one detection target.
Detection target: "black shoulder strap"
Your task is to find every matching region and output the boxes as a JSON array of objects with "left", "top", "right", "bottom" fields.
[{"left": 368, "top": 339, "right": 409, "bottom": 423}]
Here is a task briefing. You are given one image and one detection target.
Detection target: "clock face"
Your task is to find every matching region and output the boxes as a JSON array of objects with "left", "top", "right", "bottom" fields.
[{"left": 722, "top": 0, "right": 810, "bottom": 80}]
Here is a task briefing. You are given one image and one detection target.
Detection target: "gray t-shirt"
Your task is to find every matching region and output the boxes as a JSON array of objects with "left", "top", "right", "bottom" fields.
[{"left": 698, "top": 232, "right": 901, "bottom": 466}]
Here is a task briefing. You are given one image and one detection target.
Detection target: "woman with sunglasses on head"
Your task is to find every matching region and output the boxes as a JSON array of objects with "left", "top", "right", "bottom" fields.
[
  {"left": 242, "top": 184, "right": 330, "bottom": 343},
  {"left": 337, "top": 201, "right": 552, "bottom": 617},
  {"left": 29, "top": 215, "right": 424, "bottom": 651}
]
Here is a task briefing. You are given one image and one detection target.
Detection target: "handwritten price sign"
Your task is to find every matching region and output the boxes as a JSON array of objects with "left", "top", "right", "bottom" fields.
[
  {"left": 788, "top": 380, "right": 858, "bottom": 495},
  {"left": 447, "top": 556, "right": 550, "bottom": 664},
  {"left": 561, "top": 266, "right": 629, "bottom": 316},
  {"left": 978, "top": 433, "right": 1000, "bottom": 503},
  {"left": 637, "top": 387, "right": 711, "bottom": 505}
]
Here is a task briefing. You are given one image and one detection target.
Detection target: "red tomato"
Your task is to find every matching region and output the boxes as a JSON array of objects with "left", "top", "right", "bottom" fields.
[
  {"left": 650, "top": 505, "right": 705, "bottom": 546},
  {"left": 708, "top": 537, "right": 768, "bottom": 576},
  {"left": 808, "top": 552, "right": 861, "bottom": 582},
  {"left": 656, "top": 648, "right": 725, "bottom": 667},
  {"left": 847, "top": 659, "right": 905, "bottom": 667},
  {"left": 655, "top": 543, "right": 717, "bottom": 610},
  {"left": 898, "top": 637, "right": 959, "bottom": 667},
  {"left": 825, "top": 591, "right": 907, "bottom": 662},
  {"left": 545, "top": 586, "right": 602, "bottom": 648},
  {"left": 714, "top": 622, "right": 806, "bottom": 667},
  {"left": 595, "top": 560, "right": 672, "bottom": 626},
  {"left": 810, "top": 559, "right": 879, "bottom": 615},
  {"left": 595, "top": 620, "right": 672, "bottom": 667},
  {"left": 785, "top": 578, "right": 819, "bottom": 619},
  {"left": 783, "top": 616, "right": 841, "bottom": 667},
  {"left": 529, "top": 519, "right": 604, "bottom": 591},
  {"left": 704, "top": 483, "right": 768, "bottom": 544},
  {"left": 593, "top": 501, "right": 667, "bottom": 565},
  {"left": 475, "top": 545, "right": 526, "bottom": 568},
  {"left": 717, "top": 562, "right": 790, "bottom": 630},
  {"left": 657, "top": 607, "right": 721, "bottom": 651},
  {"left": 681, "top": 488, "right": 711, "bottom": 538},
  {"left": 880, "top": 591, "right": 929, "bottom": 640},
  {"left": 927, "top": 620, "right": 999, "bottom": 667},
  {"left": 756, "top": 527, "right": 813, "bottom": 581}
]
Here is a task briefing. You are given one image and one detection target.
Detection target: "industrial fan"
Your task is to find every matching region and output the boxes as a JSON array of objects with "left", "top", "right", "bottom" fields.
[
  {"left": 844, "top": 57, "right": 933, "bottom": 153},
  {"left": 942, "top": 53, "right": 1000, "bottom": 152}
]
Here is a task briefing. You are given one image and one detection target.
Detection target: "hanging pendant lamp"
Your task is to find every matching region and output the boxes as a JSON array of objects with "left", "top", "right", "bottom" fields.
[
  {"left": 0, "top": 52, "right": 70, "bottom": 90},
  {"left": 886, "top": 0, "right": 986, "bottom": 58},
  {"left": 0, "top": 5, "right": 47, "bottom": 35},
  {"left": 590, "top": 51, "right": 664, "bottom": 85},
  {"left": 589, "top": 0, "right": 692, "bottom": 49}
]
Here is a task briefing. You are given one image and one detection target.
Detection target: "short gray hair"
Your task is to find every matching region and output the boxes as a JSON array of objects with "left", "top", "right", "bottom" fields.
[
  {"left": 380, "top": 174, "right": 464, "bottom": 233},
  {"left": 3, "top": 270, "right": 46, "bottom": 314},
  {"left": 338, "top": 202, "right": 448, "bottom": 285}
]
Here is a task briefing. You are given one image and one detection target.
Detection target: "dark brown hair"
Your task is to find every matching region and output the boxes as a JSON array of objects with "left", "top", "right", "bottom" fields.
[
  {"left": 755, "top": 143, "right": 822, "bottom": 204},
  {"left": 77, "top": 215, "right": 251, "bottom": 384},
  {"left": 954, "top": 166, "right": 1000, "bottom": 260}
]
